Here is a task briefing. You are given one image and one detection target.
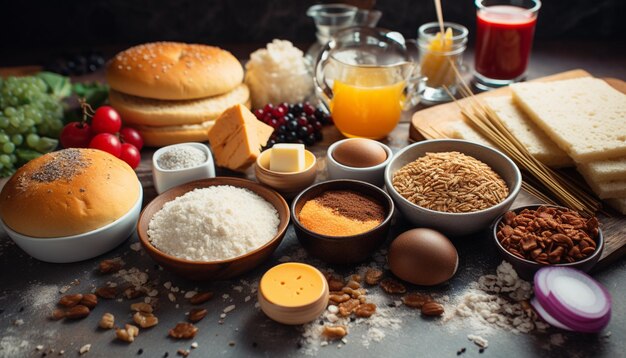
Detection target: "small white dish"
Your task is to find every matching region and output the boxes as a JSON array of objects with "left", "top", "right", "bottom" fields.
[
  {"left": 1, "top": 181, "right": 143, "bottom": 263},
  {"left": 152, "top": 142, "right": 215, "bottom": 194},
  {"left": 326, "top": 138, "right": 393, "bottom": 187}
]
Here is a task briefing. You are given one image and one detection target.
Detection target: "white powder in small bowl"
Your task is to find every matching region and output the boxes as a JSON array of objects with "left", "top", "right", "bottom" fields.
[
  {"left": 147, "top": 185, "right": 280, "bottom": 261},
  {"left": 157, "top": 146, "right": 207, "bottom": 170}
]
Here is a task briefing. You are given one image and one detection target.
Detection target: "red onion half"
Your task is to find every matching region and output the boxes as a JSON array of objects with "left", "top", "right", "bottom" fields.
[{"left": 532, "top": 267, "right": 611, "bottom": 333}]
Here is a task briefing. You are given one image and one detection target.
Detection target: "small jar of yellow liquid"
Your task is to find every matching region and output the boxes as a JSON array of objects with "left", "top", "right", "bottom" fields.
[
  {"left": 315, "top": 27, "right": 420, "bottom": 139},
  {"left": 417, "top": 22, "right": 469, "bottom": 103}
]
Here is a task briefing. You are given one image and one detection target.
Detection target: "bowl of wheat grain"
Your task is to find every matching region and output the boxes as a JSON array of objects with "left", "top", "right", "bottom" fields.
[{"left": 384, "top": 139, "right": 522, "bottom": 237}]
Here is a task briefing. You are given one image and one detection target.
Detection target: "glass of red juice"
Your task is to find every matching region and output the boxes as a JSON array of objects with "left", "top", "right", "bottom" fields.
[{"left": 473, "top": 0, "right": 541, "bottom": 90}]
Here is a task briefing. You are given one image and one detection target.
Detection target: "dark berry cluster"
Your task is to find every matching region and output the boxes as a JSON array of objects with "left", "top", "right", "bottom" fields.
[
  {"left": 45, "top": 51, "right": 106, "bottom": 76},
  {"left": 254, "top": 102, "right": 332, "bottom": 148}
]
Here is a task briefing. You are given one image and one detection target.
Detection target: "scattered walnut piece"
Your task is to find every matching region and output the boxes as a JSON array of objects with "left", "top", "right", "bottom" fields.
[
  {"left": 58, "top": 294, "right": 83, "bottom": 307},
  {"left": 95, "top": 286, "right": 117, "bottom": 299},
  {"left": 421, "top": 301, "right": 445, "bottom": 316},
  {"left": 364, "top": 268, "right": 383, "bottom": 285},
  {"left": 401, "top": 293, "right": 432, "bottom": 309},
  {"left": 325, "top": 274, "right": 345, "bottom": 292},
  {"left": 80, "top": 294, "right": 98, "bottom": 309},
  {"left": 116, "top": 324, "right": 139, "bottom": 343},
  {"left": 380, "top": 278, "right": 406, "bottom": 294},
  {"left": 189, "top": 292, "right": 213, "bottom": 305},
  {"left": 133, "top": 311, "right": 159, "bottom": 328},
  {"left": 346, "top": 280, "right": 361, "bottom": 290},
  {"left": 322, "top": 325, "right": 348, "bottom": 340},
  {"left": 355, "top": 303, "right": 377, "bottom": 318},
  {"left": 50, "top": 309, "right": 65, "bottom": 321},
  {"left": 338, "top": 299, "right": 360, "bottom": 317},
  {"left": 130, "top": 302, "right": 153, "bottom": 313},
  {"left": 124, "top": 287, "right": 145, "bottom": 299},
  {"left": 99, "top": 258, "right": 124, "bottom": 274},
  {"left": 169, "top": 323, "right": 198, "bottom": 339},
  {"left": 177, "top": 349, "right": 190, "bottom": 357},
  {"left": 99, "top": 313, "right": 115, "bottom": 329},
  {"left": 65, "top": 305, "right": 90, "bottom": 319},
  {"left": 188, "top": 308, "right": 208, "bottom": 323}
]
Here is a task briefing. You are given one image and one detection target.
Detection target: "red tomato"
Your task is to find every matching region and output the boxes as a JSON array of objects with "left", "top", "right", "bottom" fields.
[
  {"left": 89, "top": 133, "right": 122, "bottom": 157},
  {"left": 60, "top": 122, "right": 92, "bottom": 148},
  {"left": 92, "top": 106, "right": 122, "bottom": 134},
  {"left": 119, "top": 143, "right": 140, "bottom": 169},
  {"left": 119, "top": 127, "right": 144, "bottom": 150}
]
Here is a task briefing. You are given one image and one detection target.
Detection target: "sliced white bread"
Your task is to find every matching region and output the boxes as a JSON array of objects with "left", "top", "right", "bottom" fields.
[
  {"left": 484, "top": 96, "right": 573, "bottom": 168},
  {"left": 448, "top": 121, "right": 494, "bottom": 147},
  {"left": 578, "top": 158, "right": 626, "bottom": 182},
  {"left": 510, "top": 77, "right": 626, "bottom": 163},
  {"left": 579, "top": 167, "right": 626, "bottom": 199},
  {"left": 606, "top": 197, "right": 626, "bottom": 215}
]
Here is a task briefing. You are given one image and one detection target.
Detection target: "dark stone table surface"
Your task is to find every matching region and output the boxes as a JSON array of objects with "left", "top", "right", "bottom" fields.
[{"left": 1, "top": 41, "right": 625, "bottom": 358}]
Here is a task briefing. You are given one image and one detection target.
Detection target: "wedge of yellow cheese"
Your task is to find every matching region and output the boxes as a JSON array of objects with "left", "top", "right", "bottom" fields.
[{"left": 208, "top": 104, "right": 273, "bottom": 172}]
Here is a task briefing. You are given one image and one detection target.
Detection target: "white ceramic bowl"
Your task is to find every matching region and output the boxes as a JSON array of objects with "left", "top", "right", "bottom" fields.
[
  {"left": 152, "top": 142, "right": 215, "bottom": 194},
  {"left": 384, "top": 139, "right": 522, "bottom": 237},
  {"left": 1, "top": 181, "right": 143, "bottom": 263},
  {"left": 326, "top": 138, "right": 393, "bottom": 187}
]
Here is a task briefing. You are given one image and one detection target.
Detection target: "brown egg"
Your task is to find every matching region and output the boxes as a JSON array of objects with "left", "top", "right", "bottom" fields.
[
  {"left": 332, "top": 139, "right": 387, "bottom": 168},
  {"left": 388, "top": 228, "right": 458, "bottom": 286}
]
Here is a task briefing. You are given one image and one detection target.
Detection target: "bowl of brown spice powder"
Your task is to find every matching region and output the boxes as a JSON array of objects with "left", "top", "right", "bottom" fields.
[
  {"left": 384, "top": 139, "right": 522, "bottom": 237},
  {"left": 291, "top": 179, "right": 394, "bottom": 264}
]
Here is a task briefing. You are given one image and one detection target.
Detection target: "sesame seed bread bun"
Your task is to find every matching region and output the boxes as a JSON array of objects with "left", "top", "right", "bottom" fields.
[
  {"left": 0, "top": 148, "right": 140, "bottom": 238},
  {"left": 134, "top": 98, "right": 251, "bottom": 147},
  {"left": 106, "top": 42, "right": 244, "bottom": 100},
  {"left": 108, "top": 84, "right": 250, "bottom": 127}
]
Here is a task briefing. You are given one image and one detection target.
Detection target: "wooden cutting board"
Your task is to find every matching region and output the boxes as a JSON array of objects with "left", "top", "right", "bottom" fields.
[
  {"left": 409, "top": 69, "right": 626, "bottom": 269},
  {"left": 410, "top": 69, "right": 626, "bottom": 141}
]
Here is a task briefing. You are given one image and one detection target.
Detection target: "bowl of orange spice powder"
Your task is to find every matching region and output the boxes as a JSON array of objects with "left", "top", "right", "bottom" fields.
[{"left": 291, "top": 179, "right": 394, "bottom": 264}]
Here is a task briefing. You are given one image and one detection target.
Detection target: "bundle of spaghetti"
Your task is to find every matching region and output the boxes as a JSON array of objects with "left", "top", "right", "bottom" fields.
[{"left": 443, "top": 61, "right": 601, "bottom": 215}]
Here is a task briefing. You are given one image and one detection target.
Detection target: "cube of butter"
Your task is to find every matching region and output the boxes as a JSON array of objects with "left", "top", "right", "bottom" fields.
[{"left": 269, "top": 144, "right": 305, "bottom": 172}]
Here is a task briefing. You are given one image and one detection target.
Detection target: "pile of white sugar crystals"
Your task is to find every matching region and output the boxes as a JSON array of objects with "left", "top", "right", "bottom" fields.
[{"left": 147, "top": 185, "right": 279, "bottom": 261}]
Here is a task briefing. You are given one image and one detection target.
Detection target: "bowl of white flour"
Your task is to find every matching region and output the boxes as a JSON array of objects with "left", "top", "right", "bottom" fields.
[{"left": 138, "top": 177, "right": 290, "bottom": 280}]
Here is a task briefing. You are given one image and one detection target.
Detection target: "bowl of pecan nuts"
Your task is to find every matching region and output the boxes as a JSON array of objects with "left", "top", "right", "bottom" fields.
[{"left": 492, "top": 205, "right": 604, "bottom": 280}]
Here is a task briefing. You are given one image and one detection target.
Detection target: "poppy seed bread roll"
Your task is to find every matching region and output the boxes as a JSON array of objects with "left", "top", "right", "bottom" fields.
[{"left": 0, "top": 148, "right": 140, "bottom": 238}]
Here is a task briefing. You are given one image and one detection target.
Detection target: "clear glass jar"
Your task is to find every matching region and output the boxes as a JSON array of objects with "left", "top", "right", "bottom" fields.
[{"left": 417, "top": 22, "right": 469, "bottom": 103}]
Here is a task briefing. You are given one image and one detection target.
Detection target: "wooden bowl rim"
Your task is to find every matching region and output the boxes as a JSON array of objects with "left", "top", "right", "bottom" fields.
[{"left": 137, "top": 177, "right": 290, "bottom": 266}]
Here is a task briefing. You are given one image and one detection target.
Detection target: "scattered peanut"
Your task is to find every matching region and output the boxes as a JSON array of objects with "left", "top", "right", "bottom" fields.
[{"left": 322, "top": 325, "right": 348, "bottom": 340}]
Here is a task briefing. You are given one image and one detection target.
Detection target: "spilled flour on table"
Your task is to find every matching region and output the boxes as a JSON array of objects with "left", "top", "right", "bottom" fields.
[{"left": 442, "top": 261, "right": 549, "bottom": 335}]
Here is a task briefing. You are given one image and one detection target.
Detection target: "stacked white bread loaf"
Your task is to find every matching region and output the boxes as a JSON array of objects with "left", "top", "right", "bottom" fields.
[
  {"left": 106, "top": 42, "right": 250, "bottom": 147},
  {"left": 451, "top": 76, "right": 626, "bottom": 214}
]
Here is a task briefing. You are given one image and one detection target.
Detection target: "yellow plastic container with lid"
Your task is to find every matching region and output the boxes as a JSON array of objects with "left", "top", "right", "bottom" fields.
[{"left": 258, "top": 262, "right": 329, "bottom": 325}]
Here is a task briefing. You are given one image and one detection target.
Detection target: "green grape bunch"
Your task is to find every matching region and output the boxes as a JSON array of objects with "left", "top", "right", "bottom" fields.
[{"left": 0, "top": 75, "right": 65, "bottom": 177}]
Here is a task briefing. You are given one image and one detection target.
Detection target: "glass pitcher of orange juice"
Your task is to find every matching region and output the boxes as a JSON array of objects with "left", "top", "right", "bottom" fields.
[{"left": 315, "top": 27, "right": 420, "bottom": 139}]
